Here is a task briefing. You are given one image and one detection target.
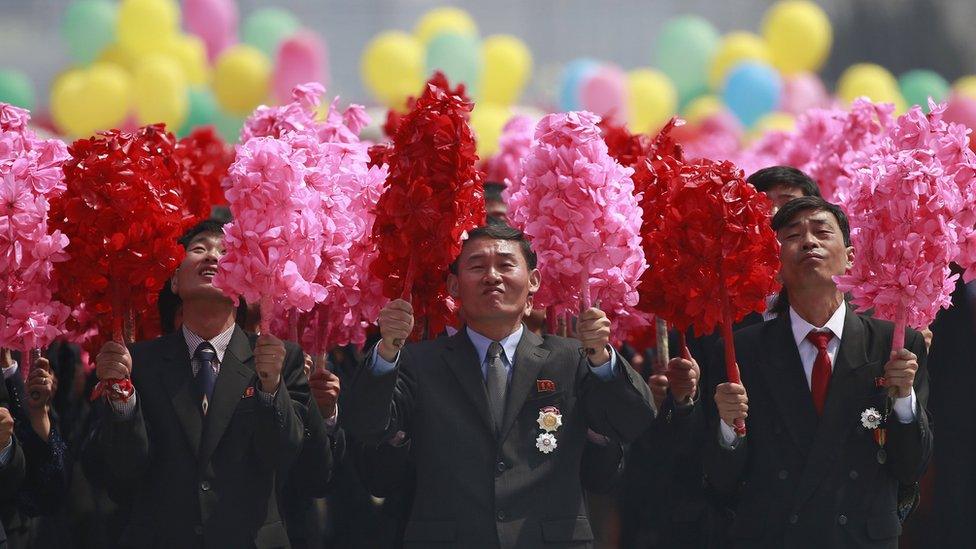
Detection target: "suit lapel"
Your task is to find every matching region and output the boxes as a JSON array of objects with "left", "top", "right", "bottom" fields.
[
  {"left": 199, "top": 326, "right": 255, "bottom": 467},
  {"left": 159, "top": 331, "right": 203, "bottom": 459},
  {"left": 758, "top": 315, "right": 818, "bottom": 456},
  {"left": 443, "top": 330, "right": 494, "bottom": 435},
  {"left": 795, "top": 307, "right": 875, "bottom": 507},
  {"left": 499, "top": 329, "right": 550, "bottom": 440}
]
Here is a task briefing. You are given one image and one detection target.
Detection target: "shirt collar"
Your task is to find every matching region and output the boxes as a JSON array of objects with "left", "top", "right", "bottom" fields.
[
  {"left": 183, "top": 323, "right": 236, "bottom": 363},
  {"left": 1, "top": 361, "right": 17, "bottom": 380},
  {"left": 466, "top": 324, "right": 524, "bottom": 366},
  {"left": 789, "top": 302, "right": 846, "bottom": 348}
]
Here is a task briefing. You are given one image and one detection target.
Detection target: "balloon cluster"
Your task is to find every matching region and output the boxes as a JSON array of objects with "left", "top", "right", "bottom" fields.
[
  {"left": 360, "top": 7, "right": 533, "bottom": 157},
  {"left": 13, "top": 0, "right": 327, "bottom": 141}
]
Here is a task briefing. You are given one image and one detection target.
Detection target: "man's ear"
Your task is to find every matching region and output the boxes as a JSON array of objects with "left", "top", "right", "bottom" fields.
[
  {"left": 846, "top": 246, "right": 855, "bottom": 270},
  {"left": 528, "top": 268, "right": 541, "bottom": 295},
  {"left": 170, "top": 268, "right": 179, "bottom": 294},
  {"left": 447, "top": 272, "right": 459, "bottom": 299}
]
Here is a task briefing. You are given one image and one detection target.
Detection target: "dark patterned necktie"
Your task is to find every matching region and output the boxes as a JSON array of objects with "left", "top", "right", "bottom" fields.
[
  {"left": 194, "top": 342, "right": 217, "bottom": 415},
  {"left": 485, "top": 341, "right": 507, "bottom": 432}
]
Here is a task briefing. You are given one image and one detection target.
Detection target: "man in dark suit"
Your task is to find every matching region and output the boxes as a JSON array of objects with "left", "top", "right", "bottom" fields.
[
  {"left": 344, "top": 223, "right": 666, "bottom": 548},
  {"left": 704, "top": 196, "right": 932, "bottom": 548},
  {"left": 88, "top": 219, "right": 322, "bottom": 548}
]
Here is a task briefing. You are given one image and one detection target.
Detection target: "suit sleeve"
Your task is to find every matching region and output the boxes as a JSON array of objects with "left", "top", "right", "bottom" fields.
[
  {"left": 253, "top": 342, "right": 307, "bottom": 470},
  {"left": 0, "top": 435, "right": 25, "bottom": 502},
  {"left": 886, "top": 329, "right": 933, "bottom": 485},
  {"left": 353, "top": 437, "right": 412, "bottom": 498},
  {"left": 14, "top": 420, "right": 69, "bottom": 516},
  {"left": 579, "top": 437, "right": 625, "bottom": 494},
  {"left": 579, "top": 347, "right": 656, "bottom": 444},
  {"left": 281, "top": 398, "right": 339, "bottom": 498},
  {"left": 342, "top": 345, "right": 418, "bottom": 445},
  {"left": 701, "top": 337, "right": 750, "bottom": 497}
]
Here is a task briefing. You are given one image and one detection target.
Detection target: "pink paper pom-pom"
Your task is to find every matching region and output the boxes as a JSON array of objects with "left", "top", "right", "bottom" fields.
[
  {"left": 487, "top": 114, "right": 535, "bottom": 190},
  {"left": 508, "top": 111, "right": 648, "bottom": 338}
]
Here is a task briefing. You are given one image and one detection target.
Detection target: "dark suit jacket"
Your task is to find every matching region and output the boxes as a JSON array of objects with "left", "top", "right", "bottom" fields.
[
  {"left": 702, "top": 307, "right": 932, "bottom": 548},
  {"left": 0, "top": 379, "right": 25, "bottom": 549},
  {"left": 88, "top": 326, "right": 309, "bottom": 549},
  {"left": 343, "top": 328, "right": 655, "bottom": 548}
]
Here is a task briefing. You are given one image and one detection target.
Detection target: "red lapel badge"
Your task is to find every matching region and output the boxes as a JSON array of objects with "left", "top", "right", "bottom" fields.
[
  {"left": 536, "top": 379, "right": 556, "bottom": 393},
  {"left": 243, "top": 386, "right": 255, "bottom": 399}
]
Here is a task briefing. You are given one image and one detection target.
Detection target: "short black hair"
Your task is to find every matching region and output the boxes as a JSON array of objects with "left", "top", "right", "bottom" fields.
[
  {"left": 484, "top": 181, "right": 506, "bottom": 203},
  {"left": 748, "top": 166, "right": 821, "bottom": 197},
  {"left": 178, "top": 219, "right": 226, "bottom": 249},
  {"left": 771, "top": 195, "right": 851, "bottom": 247},
  {"left": 449, "top": 224, "right": 538, "bottom": 274}
]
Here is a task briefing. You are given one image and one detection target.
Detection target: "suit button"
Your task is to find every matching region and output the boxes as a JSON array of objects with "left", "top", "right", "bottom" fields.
[
  {"left": 496, "top": 461, "right": 507, "bottom": 473},
  {"left": 194, "top": 525, "right": 204, "bottom": 535},
  {"left": 778, "top": 470, "right": 789, "bottom": 480},
  {"left": 849, "top": 470, "right": 859, "bottom": 480},
  {"left": 497, "top": 510, "right": 507, "bottom": 521},
  {"left": 789, "top": 514, "right": 798, "bottom": 525},
  {"left": 838, "top": 515, "right": 848, "bottom": 525},
  {"left": 200, "top": 481, "right": 211, "bottom": 491}
]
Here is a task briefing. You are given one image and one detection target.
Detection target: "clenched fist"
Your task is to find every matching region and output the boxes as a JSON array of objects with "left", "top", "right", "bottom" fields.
[
  {"left": 714, "top": 382, "right": 748, "bottom": 431},
  {"left": 378, "top": 299, "right": 414, "bottom": 362},
  {"left": 96, "top": 341, "right": 132, "bottom": 381},
  {"left": 884, "top": 348, "right": 918, "bottom": 399},
  {"left": 26, "top": 357, "right": 53, "bottom": 440},
  {"left": 309, "top": 366, "right": 341, "bottom": 419},
  {"left": 647, "top": 374, "right": 669, "bottom": 411},
  {"left": 578, "top": 308, "right": 611, "bottom": 365},
  {"left": 255, "top": 334, "right": 286, "bottom": 393},
  {"left": 0, "top": 407, "right": 13, "bottom": 450},
  {"left": 666, "top": 356, "right": 700, "bottom": 404}
]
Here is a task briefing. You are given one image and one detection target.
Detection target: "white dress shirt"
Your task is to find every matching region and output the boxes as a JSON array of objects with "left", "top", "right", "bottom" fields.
[{"left": 720, "top": 303, "right": 917, "bottom": 445}]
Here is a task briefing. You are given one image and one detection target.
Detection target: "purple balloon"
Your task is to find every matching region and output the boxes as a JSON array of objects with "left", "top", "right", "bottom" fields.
[
  {"left": 272, "top": 31, "right": 328, "bottom": 104},
  {"left": 183, "top": 0, "right": 239, "bottom": 62},
  {"left": 579, "top": 65, "right": 627, "bottom": 124}
]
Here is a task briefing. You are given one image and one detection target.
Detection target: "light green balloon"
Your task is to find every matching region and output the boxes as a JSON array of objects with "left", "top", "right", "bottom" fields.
[
  {"left": 242, "top": 8, "right": 300, "bottom": 58},
  {"left": 213, "top": 108, "right": 245, "bottom": 143},
  {"left": 653, "top": 15, "right": 720, "bottom": 106},
  {"left": 899, "top": 69, "right": 950, "bottom": 111},
  {"left": 62, "top": 0, "right": 117, "bottom": 65},
  {"left": 0, "top": 69, "right": 35, "bottom": 111},
  {"left": 425, "top": 32, "right": 481, "bottom": 96},
  {"left": 177, "top": 88, "right": 219, "bottom": 137}
]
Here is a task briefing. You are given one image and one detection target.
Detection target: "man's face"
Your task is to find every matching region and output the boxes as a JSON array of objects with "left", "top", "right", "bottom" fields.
[
  {"left": 447, "top": 238, "right": 541, "bottom": 324},
  {"left": 171, "top": 232, "right": 229, "bottom": 303},
  {"left": 777, "top": 209, "right": 854, "bottom": 293},
  {"left": 485, "top": 199, "right": 508, "bottom": 223},
  {"left": 764, "top": 184, "right": 806, "bottom": 214}
]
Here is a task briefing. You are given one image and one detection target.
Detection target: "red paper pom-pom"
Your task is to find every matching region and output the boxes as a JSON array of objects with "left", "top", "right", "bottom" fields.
[
  {"left": 176, "top": 126, "right": 234, "bottom": 210},
  {"left": 639, "top": 158, "right": 780, "bottom": 335},
  {"left": 599, "top": 118, "right": 654, "bottom": 169},
  {"left": 369, "top": 72, "right": 485, "bottom": 337},
  {"left": 49, "top": 125, "right": 192, "bottom": 354}
]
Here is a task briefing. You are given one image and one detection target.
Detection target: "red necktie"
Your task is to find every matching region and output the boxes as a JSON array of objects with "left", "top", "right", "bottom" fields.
[{"left": 805, "top": 330, "right": 833, "bottom": 415}]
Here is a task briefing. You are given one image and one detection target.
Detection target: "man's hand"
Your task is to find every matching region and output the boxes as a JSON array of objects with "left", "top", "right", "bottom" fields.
[
  {"left": 96, "top": 341, "right": 132, "bottom": 381},
  {"left": 377, "top": 299, "right": 414, "bottom": 362},
  {"left": 647, "top": 374, "right": 668, "bottom": 411},
  {"left": 309, "top": 366, "right": 341, "bottom": 419},
  {"left": 715, "top": 382, "right": 748, "bottom": 430},
  {"left": 25, "top": 357, "right": 52, "bottom": 440},
  {"left": 578, "top": 307, "right": 611, "bottom": 365},
  {"left": 0, "top": 407, "right": 13, "bottom": 450},
  {"left": 920, "top": 327, "right": 933, "bottom": 350},
  {"left": 255, "top": 334, "right": 286, "bottom": 393},
  {"left": 302, "top": 353, "right": 313, "bottom": 379},
  {"left": 666, "top": 356, "right": 700, "bottom": 404},
  {"left": 884, "top": 348, "right": 918, "bottom": 399}
]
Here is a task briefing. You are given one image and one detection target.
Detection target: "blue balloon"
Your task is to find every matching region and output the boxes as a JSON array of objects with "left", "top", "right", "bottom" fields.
[
  {"left": 559, "top": 58, "right": 599, "bottom": 111},
  {"left": 722, "top": 62, "right": 782, "bottom": 127}
]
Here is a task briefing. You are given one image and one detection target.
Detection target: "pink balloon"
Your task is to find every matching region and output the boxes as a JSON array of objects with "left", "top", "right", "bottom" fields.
[
  {"left": 272, "top": 31, "right": 328, "bottom": 104},
  {"left": 579, "top": 65, "right": 628, "bottom": 124},
  {"left": 780, "top": 72, "right": 829, "bottom": 115},
  {"left": 182, "top": 0, "right": 239, "bottom": 62},
  {"left": 944, "top": 93, "right": 976, "bottom": 152}
]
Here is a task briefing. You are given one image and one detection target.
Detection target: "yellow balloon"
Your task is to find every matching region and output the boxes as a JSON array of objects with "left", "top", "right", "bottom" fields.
[
  {"left": 163, "top": 35, "right": 209, "bottom": 86},
  {"left": 953, "top": 75, "right": 976, "bottom": 101},
  {"left": 709, "top": 32, "right": 771, "bottom": 90},
  {"left": 761, "top": 0, "right": 832, "bottom": 74},
  {"left": 747, "top": 112, "right": 796, "bottom": 141},
  {"left": 117, "top": 0, "right": 180, "bottom": 58},
  {"left": 51, "top": 63, "right": 131, "bottom": 137},
  {"left": 213, "top": 45, "right": 271, "bottom": 116},
  {"left": 837, "top": 63, "right": 907, "bottom": 112},
  {"left": 682, "top": 94, "right": 723, "bottom": 124},
  {"left": 626, "top": 69, "right": 677, "bottom": 133},
  {"left": 479, "top": 35, "right": 532, "bottom": 106},
  {"left": 133, "top": 55, "right": 188, "bottom": 130},
  {"left": 470, "top": 103, "right": 512, "bottom": 158},
  {"left": 361, "top": 31, "right": 424, "bottom": 109},
  {"left": 98, "top": 42, "right": 138, "bottom": 72},
  {"left": 414, "top": 7, "right": 478, "bottom": 45}
]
